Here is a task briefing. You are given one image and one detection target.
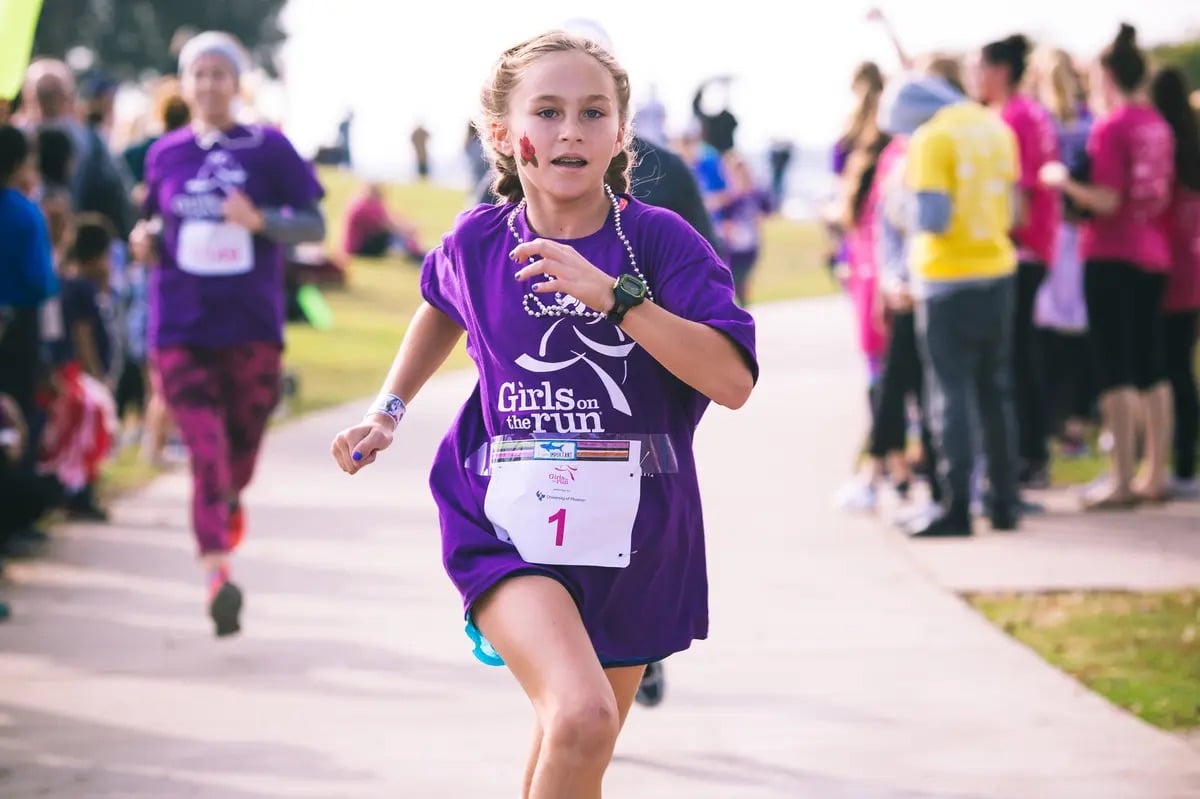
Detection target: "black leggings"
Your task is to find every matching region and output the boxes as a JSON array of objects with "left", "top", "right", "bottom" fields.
[
  {"left": 871, "top": 311, "right": 922, "bottom": 455},
  {"left": 1084, "top": 260, "right": 1168, "bottom": 392},
  {"left": 1039, "top": 329, "right": 1096, "bottom": 433},
  {"left": 1014, "top": 261, "right": 1048, "bottom": 464},
  {"left": 1165, "top": 311, "right": 1199, "bottom": 480},
  {"left": 869, "top": 310, "right": 938, "bottom": 493},
  {"left": 354, "top": 231, "right": 392, "bottom": 258}
]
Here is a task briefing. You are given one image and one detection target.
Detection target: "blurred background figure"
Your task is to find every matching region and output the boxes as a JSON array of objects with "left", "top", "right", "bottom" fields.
[
  {"left": 1040, "top": 24, "right": 1175, "bottom": 509},
  {"left": 1028, "top": 47, "right": 1096, "bottom": 459},
  {"left": 411, "top": 123, "right": 431, "bottom": 180},
  {"left": 634, "top": 85, "right": 668, "bottom": 148},
  {"left": 767, "top": 138, "right": 794, "bottom": 211},
  {"left": 975, "top": 34, "right": 1062, "bottom": 489},
  {"left": 692, "top": 74, "right": 739, "bottom": 154},
  {"left": 1150, "top": 66, "right": 1200, "bottom": 499},
  {"left": 341, "top": 182, "right": 426, "bottom": 263},
  {"left": 713, "top": 153, "right": 773, "bottom": 305}
]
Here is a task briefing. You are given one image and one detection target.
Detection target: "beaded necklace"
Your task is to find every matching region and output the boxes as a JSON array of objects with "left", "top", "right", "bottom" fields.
[{"left": 506, "top": 184, "right": 653, "bottom": 319}]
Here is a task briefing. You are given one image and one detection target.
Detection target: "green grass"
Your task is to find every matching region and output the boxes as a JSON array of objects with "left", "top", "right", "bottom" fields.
[
  {"left": 1050, "top": 438, "right": 1109, "bottom": 487},
  {"left": 746, "top": 217, "right": 838, "bottom": 304},
  {"left": 100, "top": 169, "right": 834, "bottom": 493},
  {"left": 969, "top": 590, "right": 1200, "bottom": 731},
  {"left": 284, "top": 258, "right": 473, "bottom": 416},
  {"left": 98, "top": 444, "right": 164, "bottom": 500}
]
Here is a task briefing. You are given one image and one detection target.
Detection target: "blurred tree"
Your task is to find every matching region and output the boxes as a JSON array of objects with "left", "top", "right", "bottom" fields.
[
  {"left": 1152, "top": 39, "right": 1200, "bottom": 90},
  {"left": 31, "top": 0, "right": 287, "bottom": 77}
]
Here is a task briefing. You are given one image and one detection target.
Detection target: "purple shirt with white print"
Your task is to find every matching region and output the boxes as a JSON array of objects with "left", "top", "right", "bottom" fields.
[
  {"left": 421, "top": 197, "right": 758, "bottom": 663},
  {"left": 143, "top": 124, "right": 324, "bottom": 349}
]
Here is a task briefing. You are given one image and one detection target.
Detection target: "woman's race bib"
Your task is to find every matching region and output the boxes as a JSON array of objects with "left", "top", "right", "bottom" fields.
[
  {"left": 483, "top": 439, "right": 642, "bottom": 568},
  {"left": 177, "top": 220, "right": 253, "bottom": 276},
  {"left": 726, "top": 220, "right": 757, "bottom": 252}
]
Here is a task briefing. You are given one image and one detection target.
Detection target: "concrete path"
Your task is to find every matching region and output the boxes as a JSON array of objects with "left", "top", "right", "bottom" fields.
[
  {"left": 1, "top": 298, "right": 1197, "bottom": 798},
  {"left": 898, "top": 485, "right": 1200, "bottom": 593}
]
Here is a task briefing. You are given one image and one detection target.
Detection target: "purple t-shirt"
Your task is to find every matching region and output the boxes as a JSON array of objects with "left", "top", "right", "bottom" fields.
[
  {"left": 143, "top": 125, "right": 324, "bottom": 349},
  {"left": 420, "top": 197, "right": 758, "bottom": 662},
  {"left": 714, "top": 189, "right": 773, "bottom": 254}
]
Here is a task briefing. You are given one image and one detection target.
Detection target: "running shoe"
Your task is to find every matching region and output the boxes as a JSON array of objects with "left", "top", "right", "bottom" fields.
[
  {"left": 209, "top": 580, "right": 243, "bottom": 638},
  {"left": 635, "top": 660, "right": 665, "bottom": 708},
  {"left": 835, "top": 480, "right": 877, "bottom": 513}
]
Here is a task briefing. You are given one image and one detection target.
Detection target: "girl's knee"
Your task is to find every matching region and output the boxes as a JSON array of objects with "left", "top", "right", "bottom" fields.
[{"left": 541, "top": 691, "right": 620, "bottom": 763}]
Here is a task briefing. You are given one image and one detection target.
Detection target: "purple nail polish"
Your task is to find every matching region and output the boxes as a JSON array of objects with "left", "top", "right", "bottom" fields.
[{"left": 352, "top": 451, "right": 362, "bottom": 461}]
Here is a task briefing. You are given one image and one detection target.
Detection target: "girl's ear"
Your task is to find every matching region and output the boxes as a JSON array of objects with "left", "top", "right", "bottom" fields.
[
  {"left": 612, "top": 125, "right": 626, "bottom": 158},
  {"left": 492, "top": 121, "right": 514, "bottom": 156}
]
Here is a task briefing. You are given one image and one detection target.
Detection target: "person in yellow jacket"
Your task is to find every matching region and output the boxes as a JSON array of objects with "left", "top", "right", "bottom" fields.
[{"left": 881, "top": 74, "right": 1022, "bottom": 537}]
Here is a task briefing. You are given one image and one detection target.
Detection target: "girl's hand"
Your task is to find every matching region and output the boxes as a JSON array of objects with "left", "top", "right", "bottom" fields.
[
  {"left": 1038, "top": 161, "right": 1069, "bottom": 188},
  {"left": 129, "top": 220, "right": 157, "bottom": 264},
  {"left": 882, "top": 282, "right": 914, "bottom": 312},
  {"left": 511, "top": 239, "right": 616, "bottom": 315},
  {"left": 331, "top": 416, "right": 394, "bottom": 475},
  {"left": 222, "top": 189, "right": 265, "bottom": 232}
]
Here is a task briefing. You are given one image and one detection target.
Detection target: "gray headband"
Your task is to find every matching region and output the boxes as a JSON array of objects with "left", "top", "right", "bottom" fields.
[{"left": 179, "top": 32, "right": 248, "bottom": 78}]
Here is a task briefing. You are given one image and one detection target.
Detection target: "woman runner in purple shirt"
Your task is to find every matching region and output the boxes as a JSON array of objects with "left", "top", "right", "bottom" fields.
[
  {"left": 132, "top": 32, "right": 326, "bottom": 637},
  {"left": 331, "top": 30, "right": 757, "bottom": 798}
]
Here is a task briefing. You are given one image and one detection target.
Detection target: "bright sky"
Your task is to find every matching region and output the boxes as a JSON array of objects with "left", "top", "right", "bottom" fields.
[{"left": 276, "top": 0, "right": 1200, "bottom": 177}]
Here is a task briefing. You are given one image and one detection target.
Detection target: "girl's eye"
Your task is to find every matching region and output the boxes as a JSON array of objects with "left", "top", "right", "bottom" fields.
[
  {"left": 584, "top": 109, "right": 604, "bottom": 119},
  {"left": 537, "top": 109, "right": 558, "bottom": 119}
]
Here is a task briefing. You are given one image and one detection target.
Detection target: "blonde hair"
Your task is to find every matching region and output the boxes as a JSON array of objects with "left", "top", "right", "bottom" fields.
[
  {"left": 922, "top": 53, "right": 967, "bottom": 94},
  {"left": 476, "top": 30, "right": 633, "bottom": 203},
  {"left": 151, "top": 77, "right": 190, "bottom": 132},
  {"left": 1031, "top": 47, "right": 1083, "bottom": 123},
  {"left": 839, "top": 61, "right": 885, "bottom": 150}
]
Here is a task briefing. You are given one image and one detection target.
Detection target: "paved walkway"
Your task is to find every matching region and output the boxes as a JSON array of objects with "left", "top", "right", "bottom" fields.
[{"left": 1, "top": 298, "right": 1198, "bottom": 798}]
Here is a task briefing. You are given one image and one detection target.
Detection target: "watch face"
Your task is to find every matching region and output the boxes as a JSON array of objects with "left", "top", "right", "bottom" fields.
[{"left": 617, "top": 274, "right": 647, "bottom": 299}]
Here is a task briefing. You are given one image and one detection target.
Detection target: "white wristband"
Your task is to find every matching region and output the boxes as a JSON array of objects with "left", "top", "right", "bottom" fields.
[{"left": 365, "top": 393, "right": 406, "bottom": 429}]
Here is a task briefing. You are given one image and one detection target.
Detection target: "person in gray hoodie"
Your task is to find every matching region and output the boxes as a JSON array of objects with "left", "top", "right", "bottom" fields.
[{"left": 878, "top": 75, "right": 1023, "bottom": 537}]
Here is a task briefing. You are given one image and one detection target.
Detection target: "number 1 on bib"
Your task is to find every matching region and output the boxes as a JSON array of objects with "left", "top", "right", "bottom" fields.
[{"left": 548, "top": 507, "right": 567, "bottom": 546}]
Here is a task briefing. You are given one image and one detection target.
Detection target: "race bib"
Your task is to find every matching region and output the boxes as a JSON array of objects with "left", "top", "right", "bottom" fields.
[
  {"left": 177, "top": 220, "right": 253, "bottom": 276},
  {"left": 726, "top": 221, "right": 757, "bottom": 251},
  {"left": 483, "top": 439, "right": 642, "bottom": 568}
]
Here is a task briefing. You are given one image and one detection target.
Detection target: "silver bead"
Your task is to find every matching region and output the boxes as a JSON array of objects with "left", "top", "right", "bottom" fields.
[{"left": 507, "top": 184, "right": 651, "bottom": 319}]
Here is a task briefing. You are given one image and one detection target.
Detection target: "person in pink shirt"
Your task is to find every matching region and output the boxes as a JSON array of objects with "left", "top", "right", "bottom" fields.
[
  {"left": 976, "top": 34, "right": 1062, "bottom": 487},
  {"left": 843, "top": 138, "right": 890, "bottom": 379},
  {"left": 1029, "top": 47, "right": 1095, "bottom": 458},
  {"left": 1151, "top": 67, "right": 1200, "bottom": 498},
  {"left": 834, "top": 131, "right": 910, "bottom": 512},
  {"left": 340, "top": 183, "right": 425, "bottom": 262},
  {"left": 1040, "top": 24, "right": 1175, "bottom": 508},
  {"left": 830, "top": 63, "right": 892, "bottom": 507}
]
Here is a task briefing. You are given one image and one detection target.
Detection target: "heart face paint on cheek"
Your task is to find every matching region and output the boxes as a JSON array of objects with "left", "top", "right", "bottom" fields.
[{"left": 519, "top": 134, "right": 539, "bottom": 168}]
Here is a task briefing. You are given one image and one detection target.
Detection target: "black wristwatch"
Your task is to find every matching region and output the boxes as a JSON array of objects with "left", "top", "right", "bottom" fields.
[{"left": 606, "top": 274, "right": 647, "bottom": 324}]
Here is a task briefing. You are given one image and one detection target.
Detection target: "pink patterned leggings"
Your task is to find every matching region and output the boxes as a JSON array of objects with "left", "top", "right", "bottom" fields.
[{"left": 153, "top": 343, "right": 282, "bottom": 554}]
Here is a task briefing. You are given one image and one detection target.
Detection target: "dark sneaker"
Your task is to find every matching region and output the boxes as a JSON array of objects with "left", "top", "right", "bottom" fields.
[
  {"left": 635, "top": 660, "right": 665, "bottom": 708},
  {"left": 1019, "top": 462, "right": 1051, "bottom": 490},
  {"left": 991, "top": 512, "right": 1020, "bottom": 532},
  {"left": 65, "top": 486, "right": 109, "bottom": 522},
  {"left": 3, "top": 527, "right": 49, "bottom": 558},
  {"left": 209, "top": 580, "right": 243, "bottom": 638},
  {"left": 906, "top": 511, "right": 972, "bottom": 538}
]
